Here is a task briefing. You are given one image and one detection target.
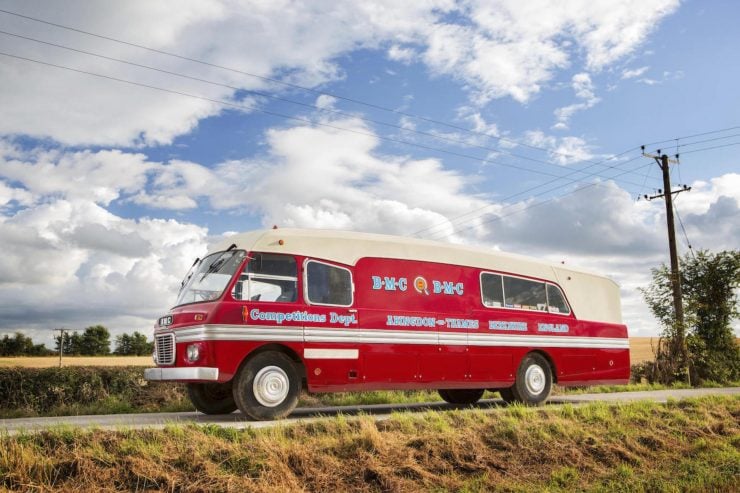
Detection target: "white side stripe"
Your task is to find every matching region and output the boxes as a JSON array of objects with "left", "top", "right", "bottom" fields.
[
  {"left": 163, "top": 324, "right": 629, "bottom": 350},
  {"left": 304, "top": 348, "right": 359, "bottom": 359}
]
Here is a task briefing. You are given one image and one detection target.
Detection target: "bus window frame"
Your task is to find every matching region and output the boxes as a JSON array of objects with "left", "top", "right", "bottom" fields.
[
  {"left": 545, "top": 282, "right": 571, "bottom": 316},
  {"left": 303, "top": 259, "right": 355, "bottom": 308},
  {"left": 479, "top": 271, "right": 572, "bottom": 316},
  {"left": 230, "top": 252, "right": 299, "bottom": 303}
]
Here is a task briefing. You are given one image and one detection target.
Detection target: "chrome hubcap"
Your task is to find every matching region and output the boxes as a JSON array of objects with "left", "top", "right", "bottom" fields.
[
  {"left": 524, "top": 364, "right": 546, "bottom": 395},
  {"left": 253, "top": 366, "right": 289, "bottom": 407}
]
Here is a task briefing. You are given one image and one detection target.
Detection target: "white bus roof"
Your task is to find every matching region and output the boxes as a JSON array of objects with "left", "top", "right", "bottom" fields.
[{"left": 211, "top": 228, "right": 623, "bottom": 325}]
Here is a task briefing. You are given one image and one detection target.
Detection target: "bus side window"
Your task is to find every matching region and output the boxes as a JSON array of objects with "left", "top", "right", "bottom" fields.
[
  {"left": 231, "top": 253, "right": 297, "bottom": 302},
  {"left": 503, "top": 276, "right": 547, "bottom": 311},
  {"left": 481, "top": 273, "right": 504, "bottom": 307},
  {"left": 546, "top": 284, "right": 570, "bottom": 314},
  {"left": 305, "top": 260, "right": 353, "bottom": 306}
]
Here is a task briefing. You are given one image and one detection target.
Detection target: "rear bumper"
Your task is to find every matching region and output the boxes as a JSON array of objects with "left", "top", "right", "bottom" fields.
[{"left": 144, "top": 367, "right": 219, "bottom": 381}]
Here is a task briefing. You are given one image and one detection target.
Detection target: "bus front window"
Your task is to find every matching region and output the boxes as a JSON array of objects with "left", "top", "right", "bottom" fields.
[{"left": 175, "top": 250, "right": 246, "bottom": 306}]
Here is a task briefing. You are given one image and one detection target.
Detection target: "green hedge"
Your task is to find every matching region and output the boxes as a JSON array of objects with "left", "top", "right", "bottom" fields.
[{"left": 0, "top": 367, "right": 189, "bottom": 417}]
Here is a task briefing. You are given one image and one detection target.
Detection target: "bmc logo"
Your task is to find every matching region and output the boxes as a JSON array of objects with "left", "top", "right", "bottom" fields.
[
  {"left": 433, "top": 280, "right": 464, "bottom": 296},
  {"left": 371, "top": 276, "right": 408, "bottom": 291},
  {"left": 371, "top": 276, "right": 463, "bottom": 296}
]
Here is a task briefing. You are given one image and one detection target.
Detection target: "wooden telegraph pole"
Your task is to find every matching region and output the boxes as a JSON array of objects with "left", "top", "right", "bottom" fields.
[
  {"left": 53, "top": 328, "right": 67, "bottom": 368},
  {"left": 641, "top": 147, "right": 691, "bottom": 376}
]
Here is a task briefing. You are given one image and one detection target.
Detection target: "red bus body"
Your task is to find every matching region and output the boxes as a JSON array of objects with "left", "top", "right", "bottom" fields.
[{"left": 145, "top": 229, "right": 629, "bottom": 412}]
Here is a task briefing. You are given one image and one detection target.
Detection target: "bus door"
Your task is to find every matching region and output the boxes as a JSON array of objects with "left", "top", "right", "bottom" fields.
[
  {"left": 359, "top": 307, "right": 423, "bottom": 386},
  {"left": 417, "top": 273, "right": 471, "bottom": 385},
  {"left": 419, "top": 313, "right": 470, "bottom": 385},
  {"left": 302, "top": 259, "right": 362, "bottom": 387}
]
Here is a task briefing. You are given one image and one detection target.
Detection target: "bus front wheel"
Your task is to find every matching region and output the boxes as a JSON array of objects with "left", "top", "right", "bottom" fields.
[
  {"left": 187, "top": 382, "right": 238, "bottom": 415},
  {"left": 438, "top": 388, "right": 484, "bottom": 405},
  {"left": 233, "top": 351, "right": 301, "bottom": 420},
  {"left": 503, "top": 353, "right": 552, "bottom": 406}
]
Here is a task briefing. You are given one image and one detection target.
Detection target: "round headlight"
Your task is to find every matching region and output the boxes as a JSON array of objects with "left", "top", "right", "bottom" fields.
[{"left": 186, "top": 344, "right": 200, "bottom": 363}]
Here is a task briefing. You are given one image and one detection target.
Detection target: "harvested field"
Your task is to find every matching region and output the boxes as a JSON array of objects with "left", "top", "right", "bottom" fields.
[
  {"left": 4, "top": 339, "right": 658, "bottom": 368},
  {"left": 629, "top": 337, "right": 659, "bottom": 364},
  {"left": 1, "top": 396, "right": 738, "bottom": 492},
  {"left": 0, "top": 356, "right": 152, "bottom": 367}
]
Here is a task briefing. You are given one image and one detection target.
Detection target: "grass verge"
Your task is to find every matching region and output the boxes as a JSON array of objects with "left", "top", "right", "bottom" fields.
[
  {"left": 2, "top": 362, "right": 737, "bottom": 419},
  {"left": 1, "top": 396, "right": 738, "bottom": 492}
]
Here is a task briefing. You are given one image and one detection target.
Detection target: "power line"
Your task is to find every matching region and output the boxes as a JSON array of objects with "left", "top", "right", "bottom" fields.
[
  {"left": 636, "top": 157, "right": 654, "bottom": 200},
  {"left": 413, "top": 149, "right": 643, "bottom": 238},
  {"left": 419, "top": 132, "right": 733, "bottom": 242},
  {"left": 0, "top": 29, "right": 653, "bottom": 182},
  {"left": 642, "top": 126, "right": 740, "bottom": 147},
  {"left": 0, "top": 50, "right": 657, "bottom": 189},
  {"left": 421, "top": 157, "right": 647, "bottom": 241},
  {"left": 673, "top": 198, "right": 695, "bottom": 259},
  {"left": 0, "top": 46, "right": 663, "bottom": 244},
  {"left": 424, "top": 160, "right": 653, "bottom": 241},
  {"left": 668, "top": 133, "right": 740, "bottom": 150},
  {"left": 678, "top": 142, "right": 740, "bottom": 155},
  {"left": 0, "top": 7, "right": 625, "bottom": 166}
]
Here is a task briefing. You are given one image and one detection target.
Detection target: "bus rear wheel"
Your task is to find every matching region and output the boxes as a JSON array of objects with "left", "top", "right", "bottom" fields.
[
  {"left": 438, "top": 388, "right": 485, "bottom": 405},
  {"left": 505, "top": 353, "right": 552, "bottom": 406},
  {"left": 233, "top": 351, "right": 300, "bottom": 420},
  {"left": 187, "top": 382, "right": 237, "bottom": 415}
]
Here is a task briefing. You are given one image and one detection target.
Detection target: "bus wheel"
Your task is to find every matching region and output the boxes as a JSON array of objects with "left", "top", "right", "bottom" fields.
[
  {"left": 509, "top": 353, "right": 552, "bottom": 406},
  {"left": 187, "top": 382, "right": 237, "bottom": 415},
  {"left": 498, "top": 387, "right": 515, "bottom": 403},
  {"left": 438, "top": 388, "right": 485, "bottom": 405},
  {"left": 233, "top": 351, "right": 300, "bottom": 420}
]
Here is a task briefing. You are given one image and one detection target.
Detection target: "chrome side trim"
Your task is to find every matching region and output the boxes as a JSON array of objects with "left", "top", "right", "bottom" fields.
[
  {"left": 144, "top": 367, "right": 219, "bottom": 381},
  {"left": 158, "top": 324, "right": 629, "bottom": 350},
  {"left": 176, "top": 325, "right": 302, "bottom": 343}
]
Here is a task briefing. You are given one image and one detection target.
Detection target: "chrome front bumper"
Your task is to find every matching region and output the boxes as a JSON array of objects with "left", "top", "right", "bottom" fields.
[{"left": 144, "top": 367, "right": 219, "bottom": 381}]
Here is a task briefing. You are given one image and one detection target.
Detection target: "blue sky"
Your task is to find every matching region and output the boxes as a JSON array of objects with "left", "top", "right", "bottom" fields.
[{"left": 0, "top": 0, "right": 738, "bottom": 346}]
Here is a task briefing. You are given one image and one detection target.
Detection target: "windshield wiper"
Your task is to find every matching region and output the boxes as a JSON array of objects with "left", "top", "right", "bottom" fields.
[
  {"left": 179, "top": 257, "right": 201, "bottom": 293},
  {"left": 198, "top": 244, "right": 237, "bottom": 283}
]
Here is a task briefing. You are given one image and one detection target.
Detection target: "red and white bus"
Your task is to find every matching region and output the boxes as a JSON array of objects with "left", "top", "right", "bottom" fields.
[{"left": 145, "top": 228, "right": 629, "bottom": 419}]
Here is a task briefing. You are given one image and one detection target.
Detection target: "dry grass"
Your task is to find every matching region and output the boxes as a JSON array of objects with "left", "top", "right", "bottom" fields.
[
  {"left": 629, "top": 337, "right": 740, "bottom": 365},
  {"left": 4, "top": 341, "right": 655, "bottom": 367},
  {"left": 1, "top": 396, "right": 738, "bottom": 492},
  {"left": 0, "top": 356, "right": 152, "bottom": 368},
  {"left": 2, "top": 338, "right": 731, "bottom": 368}
]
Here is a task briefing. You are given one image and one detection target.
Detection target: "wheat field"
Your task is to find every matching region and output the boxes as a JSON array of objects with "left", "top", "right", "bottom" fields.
[
  {"left": 0, "top": 338, "right": 660, "bottom": 367},
  {"left": 629, "top": 337, "right": 659, "bottom": 364},
  {"left": 0, "top": 355, "right": 153, "bottom": 367}
]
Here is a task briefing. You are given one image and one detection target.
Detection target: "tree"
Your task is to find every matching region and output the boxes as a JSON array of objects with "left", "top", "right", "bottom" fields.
[
  {"left": 79, "top": 325, "right": 111, "bottom": 355},
  {"left": 114, "top": 333, "right": 132, "bottom": 355},
  {"left": 55, "top": 331, "right": 83, "bottom": 355},
  {"left": 128, "top": 331, "right": 154, "bottom": 356},
  {"left": 114, "top": 331, "right": 154, "bottom": 356},
  {"left": 682, "top": 250, "right": 740, "bottom": 382},
  {"left": 640, "top": 249, "right": 740, "bottom": 384},
  {"left": 0, "top": 332, "right": 52, "bottom": 356}
]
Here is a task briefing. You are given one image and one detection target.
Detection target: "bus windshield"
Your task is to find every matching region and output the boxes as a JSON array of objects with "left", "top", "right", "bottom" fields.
[{"left": 175, "top": 250, "right": 246, "bottom": 306}]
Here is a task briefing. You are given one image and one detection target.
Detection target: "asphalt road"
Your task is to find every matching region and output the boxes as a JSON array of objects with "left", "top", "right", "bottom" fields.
[{"left": 2, "top": 387, "right": 738, "bottom": 436}]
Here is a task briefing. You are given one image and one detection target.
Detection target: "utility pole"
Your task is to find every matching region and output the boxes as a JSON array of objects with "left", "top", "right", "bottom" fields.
[
  {"left": 641, "top": 147, "right": 691, "bottom": 372},
  {"left": 53, "top": 328, "right": 67, "bottom": 368}
]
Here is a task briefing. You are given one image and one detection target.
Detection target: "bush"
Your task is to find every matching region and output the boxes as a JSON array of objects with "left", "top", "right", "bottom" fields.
[
  {"left": 0, "top": 367, "right": 189, "bottom": 417},
  {"left": 630, "top": 362, "right": 653, "bottom": 383}
]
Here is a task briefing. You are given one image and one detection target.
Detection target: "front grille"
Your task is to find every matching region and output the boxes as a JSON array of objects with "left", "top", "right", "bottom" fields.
[{"left": 155, "top": 333, "right": 176, "bottom": 365}]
